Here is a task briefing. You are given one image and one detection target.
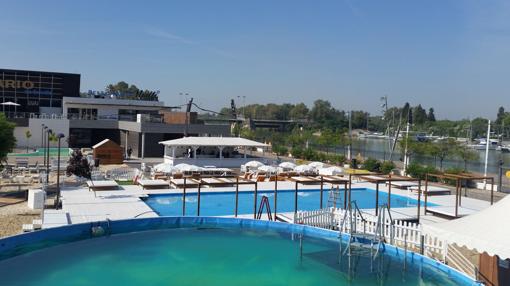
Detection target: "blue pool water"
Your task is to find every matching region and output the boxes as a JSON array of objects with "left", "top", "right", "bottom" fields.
[{"left": 144, "top": 188, "right": 434, "bottom": 217}]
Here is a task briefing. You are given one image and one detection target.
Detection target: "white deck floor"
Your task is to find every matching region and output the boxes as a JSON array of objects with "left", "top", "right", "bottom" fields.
[{"left": 43, "top": 180, "right": 493, "bottom": 228}]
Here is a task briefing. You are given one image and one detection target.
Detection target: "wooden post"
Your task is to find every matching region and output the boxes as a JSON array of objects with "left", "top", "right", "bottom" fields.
[
  {"left": 417, "top": 180, "right": 421, "bottom": 222},
  {"left": 319, "top": 176, "right": 324, "bottom": 209},
  {"left": 235, "top": 177, "right": 239, "bottom": 217},
  {"left": 375, "top": 182, "right": 379, "bottom": 216},
  {"left": 182, "top": 177, "right": 187, "bottom": 216},
  {"left": 424, "top": 174, "right": 429, "bottom": 214},
  {"left": 459, "top": 179, "right": 463, "bottom": 206},
  {"left": 197, "top": 182, "right": 201, "bottom": 216},
  {"left": 294, "top": 181, "right": 298, "bottom": 216},
  {"left": 348, "top": 174, "right": 352, "bottom": 204},
  {"left": 387, "top": 173, "right": 392, "bottom": 209},
  {"left": 455, "top": 178, "right": 459, "bottom": 217},
  {"left": 253, "top": 182, "right": 258, "bottom": 219},
  {"left": 343, "top": 181, "right": 347, "bottom": 209},
  {"left": 490, "top": 178, "right": 494, "bottom": 205},
  {"left": 274, "top": 174, "right": 278, "bottom": 220}
]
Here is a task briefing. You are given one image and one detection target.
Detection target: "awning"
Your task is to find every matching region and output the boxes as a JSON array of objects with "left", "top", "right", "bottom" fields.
[
  {"left": 159, "top": 136, "right": 268, "bottom": 148},
  {"left": 423, "top": 195, "right": 510, "bottom": 259}
]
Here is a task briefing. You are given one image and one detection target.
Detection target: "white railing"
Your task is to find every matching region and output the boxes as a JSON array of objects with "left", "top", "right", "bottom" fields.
[
  {"left": 294, "top": 208, "right": 336, "bottom": 229},
  {"left": 297, "top": 208, "right": 447, "bottom": 260}
]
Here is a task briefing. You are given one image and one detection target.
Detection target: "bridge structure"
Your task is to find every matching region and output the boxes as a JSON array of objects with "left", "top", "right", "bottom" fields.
[{"left": 200, "top": 117, "right": 308, "bottom": 131}]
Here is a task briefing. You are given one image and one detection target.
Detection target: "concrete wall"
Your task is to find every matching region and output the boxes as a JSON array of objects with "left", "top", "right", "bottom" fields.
[{"left": 14, "top": 118, "right": 70, "bottom": 149}]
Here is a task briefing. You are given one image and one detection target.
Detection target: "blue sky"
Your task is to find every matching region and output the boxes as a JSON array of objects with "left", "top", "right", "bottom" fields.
[{"left": 1, "top": 0, "right": 509, "bottom": 119}]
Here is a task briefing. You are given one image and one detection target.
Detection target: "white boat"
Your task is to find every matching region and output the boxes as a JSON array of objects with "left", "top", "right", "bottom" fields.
[
  {"left": 469, "top": 139, "right": 499, "bottom": 150},
  {"left": 497, "top": 145, "right": 510, "bottom": 153}
]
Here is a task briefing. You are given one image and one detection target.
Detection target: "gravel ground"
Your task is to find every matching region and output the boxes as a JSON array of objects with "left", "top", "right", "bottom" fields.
[{"left": 0, "top": 202, "right": 41, "bottom": 238}]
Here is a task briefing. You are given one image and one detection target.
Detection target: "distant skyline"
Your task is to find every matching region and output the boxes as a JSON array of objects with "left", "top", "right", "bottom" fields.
[{"left": 1, "top": 0, "right": 509, "bottom": 120}]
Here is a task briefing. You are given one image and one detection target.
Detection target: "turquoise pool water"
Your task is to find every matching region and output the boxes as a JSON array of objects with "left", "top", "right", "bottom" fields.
[
  {"left": 0, "top": 225, "right": 467, "bottom": 285},
  {"left": 8, "top": 147, "right": 71, "bottom": 157},
  {"left": 144, "top": 188, "right": 433, "bottom": 216}
]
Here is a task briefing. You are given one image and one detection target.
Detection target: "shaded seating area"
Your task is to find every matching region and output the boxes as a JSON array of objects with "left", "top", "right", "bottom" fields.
[{"left": 424, "top": 173, "right": 495, "bottom": 219}]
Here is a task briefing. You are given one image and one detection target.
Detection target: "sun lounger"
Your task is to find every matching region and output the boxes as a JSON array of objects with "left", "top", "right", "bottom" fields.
[
  {"left": 170, "top": 178, "right": 200, "bottom": 188},
  {"left": 388, "top": 181, "right": 419, "bottom": 189},
  {"left": 409, "top": 185, "right": 451, "bottom": 195},
  {"left": 137, "top": 179, "right": 169, "bottom": 190},
  {"left": 86, "top": 180, "right": 119, "bottom": 192}
]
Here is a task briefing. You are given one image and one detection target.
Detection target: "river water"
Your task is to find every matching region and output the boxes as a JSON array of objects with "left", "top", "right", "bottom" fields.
[{"left": 331, "top": 138, "right": 509, "bottom": 175}]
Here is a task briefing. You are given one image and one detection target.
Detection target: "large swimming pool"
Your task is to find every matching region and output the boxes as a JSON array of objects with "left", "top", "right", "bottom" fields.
[
  {"left": 144, "top": 188, "right": 432, "bottom": 217},
  {"left": 0, "top": 217, "right": 473, "bottom": 285}
]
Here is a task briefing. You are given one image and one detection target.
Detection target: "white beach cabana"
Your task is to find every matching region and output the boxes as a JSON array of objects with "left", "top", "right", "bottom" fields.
[
  {"left": 423, "top": 195, "right": 510, "bottom": 259},
  {"left": 160, "top": 137, "right": 268, "bottom": 168}
]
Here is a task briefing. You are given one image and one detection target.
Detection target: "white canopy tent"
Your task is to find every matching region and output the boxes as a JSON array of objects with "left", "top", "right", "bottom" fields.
[
  {"left": 423, "top": 195, "right": 510, "bottom": 259},
  {"left": 1, "top": 101, "right": 20, "bottom": 113}
]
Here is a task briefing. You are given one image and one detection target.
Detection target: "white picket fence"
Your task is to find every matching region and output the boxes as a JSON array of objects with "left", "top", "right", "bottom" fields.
[
  {"left": 294, "top": 208, "right": 337, "bottom": 229},
  {"left": 295, "top": 208, "right": 447, "bottom": 260}
]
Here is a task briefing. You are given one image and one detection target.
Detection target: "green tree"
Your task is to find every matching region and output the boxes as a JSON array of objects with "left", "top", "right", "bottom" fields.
[
  {"left": 427, "top": 108, "right": 436, "bottom": 122},
  {"left": 0, "top": 113, "right": 16, "bottom": 168},
  {"left": 289, "top": 103, "right": 309, "bottom": 120},
  {"left": 412, "top": 104, "right": 427, "bottom": 125},
  {"left": 25, "top": 130, "right": 32, "bottom": 152},
  {"left": 496, "top": 106, "right": 505, "bottom": 124},
  {"left": 428, "top": 138, "right": 458, "bottom": 171},
  {"left": 455, "top": 144, "right": 478, "bottom": 171}
]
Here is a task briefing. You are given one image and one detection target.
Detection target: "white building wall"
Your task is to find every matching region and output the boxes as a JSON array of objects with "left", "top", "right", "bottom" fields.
[{"left": 14, "top": 118, "right": 70, "bottom": 149}]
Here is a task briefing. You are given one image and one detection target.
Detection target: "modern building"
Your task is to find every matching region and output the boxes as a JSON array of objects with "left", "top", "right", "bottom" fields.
[
  {"left": 0, "top": 68, "right": 80, "bottom": 116},
  {"left": 3, "top": 68, "right": 230, "bottom": 158}
]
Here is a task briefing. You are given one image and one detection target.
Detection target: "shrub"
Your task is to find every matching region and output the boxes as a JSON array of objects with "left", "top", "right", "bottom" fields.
[
  {"left": 363, "top": 157, "right": 381, "bottom": 172},
  {"left": 380, "top": 161, "right": 395, "bottom": 174}
]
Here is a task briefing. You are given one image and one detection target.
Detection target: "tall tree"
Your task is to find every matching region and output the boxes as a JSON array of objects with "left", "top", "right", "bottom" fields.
[
  {"left": 0, "top": 113, "right": 16, "bottom": 168},
  {"left": 412, "top": 104, "right": 427, "bottom": 125},
  {"left": 427, "top": 108, "right": 436, "bottom": 122},
  {"left": 496, "top": 106, "right": 505, "bottom": 124}
]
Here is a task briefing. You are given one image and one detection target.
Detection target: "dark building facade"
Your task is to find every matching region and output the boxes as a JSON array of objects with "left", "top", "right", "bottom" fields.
[{"left": 0, "top": 68, "right": 80, "bottom": 115}]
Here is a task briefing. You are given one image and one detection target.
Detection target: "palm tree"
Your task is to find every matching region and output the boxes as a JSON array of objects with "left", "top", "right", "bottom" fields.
[{"left": 25, "top": 130, "right": 32, "bottom": 153}]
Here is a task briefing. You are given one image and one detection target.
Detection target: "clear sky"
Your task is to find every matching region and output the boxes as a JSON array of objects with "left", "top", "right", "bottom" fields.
[{"left": 1, "top": 0, "right": 509, "bottom": 119}]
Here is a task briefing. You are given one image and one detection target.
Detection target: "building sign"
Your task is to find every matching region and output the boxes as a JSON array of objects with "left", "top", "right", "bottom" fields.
[{"left": 0, "top": 80, "right": 35, "bottom": 89}]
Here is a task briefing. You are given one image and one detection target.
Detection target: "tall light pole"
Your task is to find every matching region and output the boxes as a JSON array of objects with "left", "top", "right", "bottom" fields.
[
  {"left": 46, "top": 129, "right": 52, "bottom": 185},
  {"left": 347, "top": 110, "right": 352, "bottom": 161},
  {"left": 40, "top": 124, "right": 45, "bottom": 150},
  {"left": 484, "top": 120, "right": 491, "bottom": 188},
  {"left": 55, "top": 133, "right": 65, "bottom": 209}
]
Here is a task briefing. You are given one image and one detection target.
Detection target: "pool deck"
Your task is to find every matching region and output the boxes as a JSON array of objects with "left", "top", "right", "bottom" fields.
[{"left": 45, "top": 180, "right": 493, "bottom": 229}]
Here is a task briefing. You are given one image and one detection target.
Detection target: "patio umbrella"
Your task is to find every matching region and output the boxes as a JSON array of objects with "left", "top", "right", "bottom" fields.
[
  {"left": 308, "top": 161, "right": 325, "bottom": 169},
  {"left": 278, "top": 161, "right": 296, "bottom": 170},
  {"left": 318, "top": 166, "right": 344, "bottom": 176},
  {"left": 1, "top": 101, "right": 20, "bottom": 113},
  {"left": 153, "top": 163, "right": 177, "bottom": 173},
  {"left": 258, "top": 165, "right": 277, "bottom": 173},
  {"left": 294, "top": 164, "right": 314, "bottom": 173},
  {"left": 245, "top": 161, "right": 264, "bottom": 168},
  {"left": 175, "top": 164, "right": 202, "bottom": 172}
]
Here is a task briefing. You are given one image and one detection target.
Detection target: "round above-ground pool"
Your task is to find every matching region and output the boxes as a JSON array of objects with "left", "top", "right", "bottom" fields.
[{"left": 0, "top": 217, "right": 477, "bottom": 286}]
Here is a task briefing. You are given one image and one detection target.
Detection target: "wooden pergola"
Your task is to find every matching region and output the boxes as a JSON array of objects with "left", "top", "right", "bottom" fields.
[
  {"left": 424, "top": 172, "right": 495, "bottom": 218},
  {"left": 288, "top": 175, "right": 349, "bottom": 216},
  {"left": 356, "top": 174, "right": 422, "bottom": 218}
]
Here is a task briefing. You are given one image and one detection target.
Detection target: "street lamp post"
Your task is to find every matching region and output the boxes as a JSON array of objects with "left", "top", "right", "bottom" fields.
[
  {"left": 42, "top": 126, "right": 48, "bottom": 167},
  {"left": 46, "top": 129, "right": 52, "bottom": 185},
  {"left": 55, "top": 133, "right": 65, "bottom": 209}
]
